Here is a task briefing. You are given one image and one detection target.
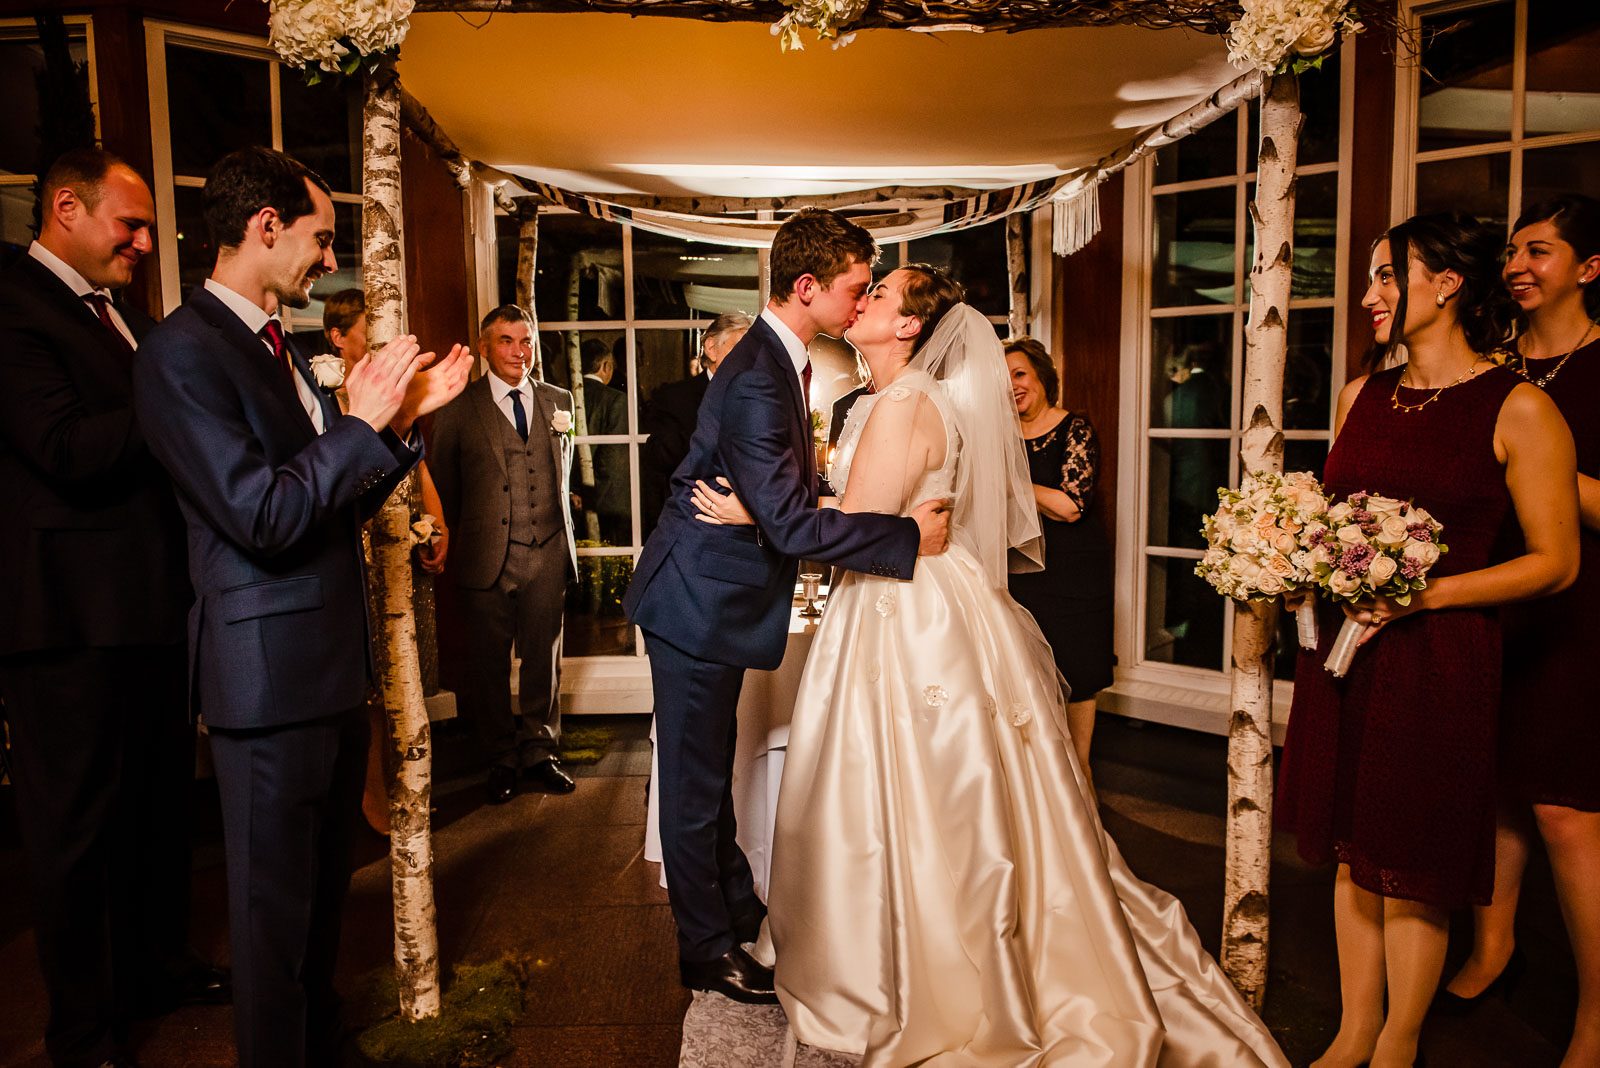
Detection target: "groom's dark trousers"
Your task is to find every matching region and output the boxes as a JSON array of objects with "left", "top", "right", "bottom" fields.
[
  {"left": 135, "top": 292, "right": 419, "bottom": 1068},
  {"left": 0, "top": 252, "right": 195, "bottom": 1068},
  {"left": 624, "top": 315, "right": 918, "bottom": 962}
]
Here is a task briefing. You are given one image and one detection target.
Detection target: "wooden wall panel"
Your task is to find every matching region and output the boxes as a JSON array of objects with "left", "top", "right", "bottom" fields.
[
  {"left": 1052, "top": 171, "right": 1125, "bottom": 550},
  {"left": 1345, "top": 28, "right": 1397, "bottom": 379}
]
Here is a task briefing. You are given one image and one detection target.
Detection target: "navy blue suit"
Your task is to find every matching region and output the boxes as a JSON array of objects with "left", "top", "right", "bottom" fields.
[
  {"left": 624, "top": 315, "right": 917, "bottom": 961},
  {"left": 134, "top": 287, "right": 419, "bottom": 1068}
]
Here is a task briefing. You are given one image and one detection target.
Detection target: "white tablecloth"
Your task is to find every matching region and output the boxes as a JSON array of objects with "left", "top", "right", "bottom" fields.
[{"left": 644, "top": 602, "right": 822, "bottom": 901}]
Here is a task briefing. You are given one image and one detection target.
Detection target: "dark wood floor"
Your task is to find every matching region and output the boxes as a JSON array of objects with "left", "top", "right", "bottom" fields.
[{"left": 0, "top": 714, "right": 1577, "bottom": 1066}]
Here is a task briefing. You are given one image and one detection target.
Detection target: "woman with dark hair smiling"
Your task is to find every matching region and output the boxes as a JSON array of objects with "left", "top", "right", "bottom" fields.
[
  {"left": 1276, "top": 213, "right": 1579, "bottom": 1068},
  {"left": 1003, "top": 336, "right": 1113, "bottom": 783},
  {"left": 1438, "top": 194, "right": 1600, "bottom": 1067}
]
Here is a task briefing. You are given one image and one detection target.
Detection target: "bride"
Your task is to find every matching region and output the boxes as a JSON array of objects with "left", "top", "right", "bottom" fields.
[{"left": 691, "top": 263, "right": 1287, "bottom": 1067}]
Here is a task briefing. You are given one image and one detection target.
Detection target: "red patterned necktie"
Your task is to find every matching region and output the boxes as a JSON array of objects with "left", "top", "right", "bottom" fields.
[
  {"left": 82, "top": 293, "right": 135, "bottom": 361},
  {"left": 259, "top": 320, "right": 293, "bottom": 380},
  {"left": 802, "top": 359, "right": 813, "bottom": 405}
]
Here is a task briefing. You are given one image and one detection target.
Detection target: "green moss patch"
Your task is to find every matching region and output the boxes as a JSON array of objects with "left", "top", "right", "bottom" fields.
[
  {"left": 351, "top": 956, "right": 532, "bottom": 1067},
  {"left": 557, "top": 725, "right": 615, "bottom": 766}
]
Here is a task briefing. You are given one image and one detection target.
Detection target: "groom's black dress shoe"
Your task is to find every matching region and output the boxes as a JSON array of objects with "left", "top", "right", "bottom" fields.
[
  {"left": 133, "top": 955, "right": 233, "bottom": 1017},
  {"left": 524, "top": 758, "right": 576, "bottom": 794},
  {"left": 680, "top": 947, "right": 779, "bottom": 1005},
  {"left": 485, "top": 765, "right": 516, "bottom": 804}
]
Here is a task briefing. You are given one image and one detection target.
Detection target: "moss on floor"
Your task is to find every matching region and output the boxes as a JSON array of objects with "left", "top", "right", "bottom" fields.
[
  {"left": 557, "top": 725, "right": 615, "bottom": 766},
  {"left": 351, "top": 956, "right": 532, "bottom": 1067}
]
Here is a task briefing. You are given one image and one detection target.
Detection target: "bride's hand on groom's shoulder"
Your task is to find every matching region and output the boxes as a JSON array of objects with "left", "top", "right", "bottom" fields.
[
  {"left": 691, "top": 477, "right": 754, "bottom": 526},
  {"left": 912, "top": 498, "right": 951, "bottom": 556}
]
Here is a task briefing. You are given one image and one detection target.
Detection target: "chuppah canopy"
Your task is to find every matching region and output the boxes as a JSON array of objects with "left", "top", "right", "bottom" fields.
[{"left": 394, "top": 10, "right": 1250, "bottom": 250}]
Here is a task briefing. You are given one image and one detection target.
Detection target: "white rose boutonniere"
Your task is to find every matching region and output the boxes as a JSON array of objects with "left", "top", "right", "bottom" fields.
[
  {"left": 410, "top": 513, "right": 443, "bottom": 548},
  {"left": 551, "top": 409, "right": 575, "bottom": 436},
  {"left": 309, "top": 353, "right": 346, "bottom": 390}
]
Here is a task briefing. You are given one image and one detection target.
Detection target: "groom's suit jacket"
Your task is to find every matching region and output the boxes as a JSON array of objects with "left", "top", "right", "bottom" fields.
[
  {"left": 624, "top": 315, "right": 918, "bottom": 670},
  {"left": 133, "top": 287, "right": 419, "bottom": 729}
]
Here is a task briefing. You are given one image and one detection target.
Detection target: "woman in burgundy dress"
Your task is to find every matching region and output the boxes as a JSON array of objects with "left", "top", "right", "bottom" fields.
[
  {"left": 1277, "top": 213, "right": 1580, "bottom": 1068},
  {"left": 1440, "top": 194, "right": 1600, "bottom": 1067}
]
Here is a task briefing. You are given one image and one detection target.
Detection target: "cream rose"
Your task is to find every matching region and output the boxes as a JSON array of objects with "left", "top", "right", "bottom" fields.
[
  {"left": 1327, "top": 502, "right": 1354, "bottom": 522},
  {"left": 1336, "top": 524, "right": 1368, "bottom": 545},
  {"left": 551, "top": 409, "right": 574, "bottom": 434},
  {"left": 1364, "top": 495, "right": 1407, "bottom": 518},
  {"left": 1266, "top": 554, "right": 1297, "bottom": 577},
  {"left": 309, "top": 352, "right": 346, "bottom": 389},
  {"left": 1292, "top": 17, "right": 1337, "bottom": 55},
  {"left": 1232, "top": 556, "right": 1265, "bottom": 582},
  {"left": 1273, "top": 531, "right": 1299, "bottom": 555},
  {"left": 1257, "top": 572, "right": 1289, "bottom": 596},
  {"left": 1368, "top": 554, "right": 1398, "bottom": 584},
  {"left": 1328, "top": 569, "right": 1362, "bottom": 596},
  {"left": 1232, "top": 529, "right": 1262, "bottom": 552},
  {"left": 1375, "top": 515, "right": 1411, "bottom": 547},
  {"left": 1403, "top": 540, "right": 1441, "bottom": 568}
]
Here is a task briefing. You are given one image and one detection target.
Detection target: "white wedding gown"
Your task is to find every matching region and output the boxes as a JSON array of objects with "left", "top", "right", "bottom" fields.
[{"left": 767, "top": 371, "right": 1287, "bottom": 1068}]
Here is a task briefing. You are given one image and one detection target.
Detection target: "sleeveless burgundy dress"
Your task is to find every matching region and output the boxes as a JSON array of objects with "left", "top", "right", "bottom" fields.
[
  {"left": 1501, "top": 339, "right": 1600, "bottom": 811},
  {"left": 1277, "top": 363, "right": 1520, "bottom": 908}
]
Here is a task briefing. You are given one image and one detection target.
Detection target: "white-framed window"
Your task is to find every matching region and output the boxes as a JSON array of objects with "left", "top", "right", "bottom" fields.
[
  {"left": 1111, "top": 51, "right": 1355, "bottom": 735},
  {"left": 503, "top": 209, "right": 1034, "bottom": 684},
  {"left": 0, "top": 15, "right": 98, "bottom": 253},
  {"left": 1393, "top": 1, "right": 1600, "bottom": 229},
  {"left": 144, "top": 20, "right": 363, "bottom": 329}
]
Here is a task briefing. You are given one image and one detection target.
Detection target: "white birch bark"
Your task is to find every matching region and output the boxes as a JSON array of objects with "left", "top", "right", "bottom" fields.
[
  {"left": 565, "top": 269, "right": 602, "bottom": 541},
  {"left": 515, "top": 208, "right": 542, "bottom": 379},
  {"left": 1005, "top": 213, "right": 1028, "bottom": 337},
  {"left": 1221, "top": 71, "right": 1300, "bottom": 1011},
  {"left": 362, "top": 68, "right": 441, "bottom": 1022}
]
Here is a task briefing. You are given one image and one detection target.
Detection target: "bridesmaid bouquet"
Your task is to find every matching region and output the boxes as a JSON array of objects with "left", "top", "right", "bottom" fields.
[
  {"left": 1195, "top": 470, "right": 1331, "bottom": 648},
  {"left": 1315, "top": 491, "right": 1448, "bottom": 676}
]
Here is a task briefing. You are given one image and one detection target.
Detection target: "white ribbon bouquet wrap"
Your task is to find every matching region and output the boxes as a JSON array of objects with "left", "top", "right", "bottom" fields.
[
  {"left": 1313, "top": 491, "right": 1447, "bottom": 676},
  {"left": 1195, "top": 470, "right": 1330, "bottom": 648}
]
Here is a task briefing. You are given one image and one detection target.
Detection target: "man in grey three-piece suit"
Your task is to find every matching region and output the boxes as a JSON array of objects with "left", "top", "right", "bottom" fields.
[{"left": 428, "top": 304, "right": 579, "bottom": 803}]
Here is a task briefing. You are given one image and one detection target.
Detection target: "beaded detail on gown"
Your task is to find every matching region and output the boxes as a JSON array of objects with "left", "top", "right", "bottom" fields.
[
  {"left": 1277, "top": 364, "right": 1520, "bottom": 907},
  {"left": 1501, "top": 340, "right": 1600, "bottom": 811},
  {"left": 769, "top": 372, "right": 1286, "bottom": 1067}
]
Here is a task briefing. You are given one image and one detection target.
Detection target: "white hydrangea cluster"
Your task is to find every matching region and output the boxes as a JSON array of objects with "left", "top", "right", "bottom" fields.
[
  {"left": 1227, "top": 0, "right": 1360, "bottom": 74},
  {"left": 772, "top": 0, "right": 868, "bottom": 52},
  {"left": 268, "top": 0, "right": 415, "bottom": 74}
]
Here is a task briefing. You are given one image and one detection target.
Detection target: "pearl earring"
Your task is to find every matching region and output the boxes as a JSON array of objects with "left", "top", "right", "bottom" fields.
[{"left": 1436, "top": 291, "right": 1447, "bottom": 306}]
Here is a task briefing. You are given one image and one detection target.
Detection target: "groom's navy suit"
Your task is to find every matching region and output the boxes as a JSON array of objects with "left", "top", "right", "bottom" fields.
[
  {"left": 625, "top": 312, "right": 918, "bottom": 961},
  {"left": 134, "top": 286, "right": 419, "bottom": 1068}
]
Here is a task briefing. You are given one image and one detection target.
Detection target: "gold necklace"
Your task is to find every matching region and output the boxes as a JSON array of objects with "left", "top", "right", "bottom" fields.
[
  {"left": 1517, "top": 321, "right": 1596, "bottom": 389},
  {"left": 1390, "top": 357, "right": 1487, "bottom": 413}
]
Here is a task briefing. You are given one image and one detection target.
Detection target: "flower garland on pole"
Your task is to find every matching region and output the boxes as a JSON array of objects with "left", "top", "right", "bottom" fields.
[
  {"left": 268, "top": 0, "right": 443, "bottom": 1024},
  {"left": 268, "top": 0, "right": 416, "bottom": 83},
  {"left": 1215, "top": 0, "right": 1362, "bottom": 1012}
]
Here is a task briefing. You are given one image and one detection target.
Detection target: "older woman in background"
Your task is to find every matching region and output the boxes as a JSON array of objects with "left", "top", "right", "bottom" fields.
[{"left": 1003, "top": 337, "right": 1114, "bottom": 781}]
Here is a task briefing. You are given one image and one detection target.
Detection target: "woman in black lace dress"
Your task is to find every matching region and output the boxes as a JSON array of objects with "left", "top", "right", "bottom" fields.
[{"left": 1004, "top": 338, "right": 1115, "bottom": 780}]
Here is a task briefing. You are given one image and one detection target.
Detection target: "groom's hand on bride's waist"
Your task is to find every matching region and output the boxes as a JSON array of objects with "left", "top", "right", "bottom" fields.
[{"left": 912, "top": 498, "right": 952, "bottom": 556}]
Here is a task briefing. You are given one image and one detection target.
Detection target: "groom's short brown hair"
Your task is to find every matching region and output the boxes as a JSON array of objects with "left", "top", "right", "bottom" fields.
[{"left": 769, "top": 208, "right": 877, "bottom": 304}]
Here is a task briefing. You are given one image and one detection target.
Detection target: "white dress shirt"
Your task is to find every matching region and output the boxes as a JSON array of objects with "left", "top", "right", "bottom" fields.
[
  {"left": 759, "top": 307, "right": 810, "bottom": 379},
  {"left": 487, "top": 371, "right": 535, "bottom": 432},
  {"left": 203, "top": 279, "right": 325, "bottom": 434},
  {"left": 28, "top": 241, "right": 137, "bottom": 349}
]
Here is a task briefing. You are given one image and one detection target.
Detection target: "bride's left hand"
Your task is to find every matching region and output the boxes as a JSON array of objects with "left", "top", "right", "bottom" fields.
[{"left": 692, "top": 477, "right": 754, "bottom": 525}]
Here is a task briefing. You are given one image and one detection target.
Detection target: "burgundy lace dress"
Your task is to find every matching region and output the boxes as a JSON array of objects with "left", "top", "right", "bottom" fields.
[
  {"left": 1277, "top": 364, "right": 1521, "bottom": 907},
  {"left": 1501, "top": 338, "right": 1600, "bottom": 811}
]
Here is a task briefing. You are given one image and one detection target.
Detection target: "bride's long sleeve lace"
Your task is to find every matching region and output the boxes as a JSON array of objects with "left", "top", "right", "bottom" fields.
[{"left": 839, "top": 384, "right": 947, "bottom": 518}]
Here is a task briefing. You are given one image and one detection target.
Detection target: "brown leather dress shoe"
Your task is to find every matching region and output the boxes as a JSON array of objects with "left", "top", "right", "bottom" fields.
[
  {"left": 524, "top": 758, "right": 576, "bottom": 794},
  {"left": 679, "top": 946, "right": 779, "bottom": 1005}
]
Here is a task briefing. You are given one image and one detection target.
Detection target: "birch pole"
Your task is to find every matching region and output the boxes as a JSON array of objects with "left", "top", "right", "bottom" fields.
[
  {"left": 514, "top": 207, "right": 541, "bottom": 379},
  {"left": 1221, "top": 71, "right": 1300, "bottom": 1009},
  {"left": 362, "top": 66, "right": 441, "bottom": 1021},
  {"left": 1006, "top": 214, "right": 1029, "bottom": 337}
]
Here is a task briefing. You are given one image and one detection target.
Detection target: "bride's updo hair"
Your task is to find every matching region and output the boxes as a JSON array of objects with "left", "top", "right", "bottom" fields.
[{"left": 898, "top": 263, "right": 966, "bottom": 354}]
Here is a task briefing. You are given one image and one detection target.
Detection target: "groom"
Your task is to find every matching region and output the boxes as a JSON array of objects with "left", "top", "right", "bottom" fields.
[{"left": 625, "top": 208, "right": 949, "bottom": 1004}]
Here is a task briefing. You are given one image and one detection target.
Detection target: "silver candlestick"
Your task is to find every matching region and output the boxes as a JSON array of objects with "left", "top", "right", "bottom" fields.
[{"left": 798, "top": 572, "right": 823, "bottom": 617}]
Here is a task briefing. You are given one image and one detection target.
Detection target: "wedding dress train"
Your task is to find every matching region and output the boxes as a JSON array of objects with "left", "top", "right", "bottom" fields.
[{"left": 766, "top": 354, "right": 1286, "bottom": 1068}]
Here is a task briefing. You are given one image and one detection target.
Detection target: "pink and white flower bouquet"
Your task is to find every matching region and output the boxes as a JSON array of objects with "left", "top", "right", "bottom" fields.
[
  {"left": 1195, "top": 470, "right": 1331, "bottom": 649},
  {"left": 1313, "top": 490, "right": 1447, "bottom": 676}
]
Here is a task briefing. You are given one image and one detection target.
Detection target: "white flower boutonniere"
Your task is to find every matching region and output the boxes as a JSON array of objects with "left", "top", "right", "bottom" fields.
[
  {"left": 551, "top": 409, "right": 575, "bottom": 436},
  {"left": 309, "top": 353, "right": 346, "bottom": 390}
]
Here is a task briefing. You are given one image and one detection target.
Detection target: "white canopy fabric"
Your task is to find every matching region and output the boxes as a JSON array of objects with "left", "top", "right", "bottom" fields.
[{"left": 397, "top": 11, "right": 1240, "bottom": 200}]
